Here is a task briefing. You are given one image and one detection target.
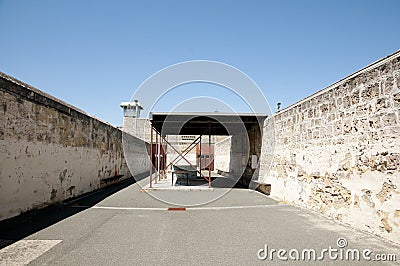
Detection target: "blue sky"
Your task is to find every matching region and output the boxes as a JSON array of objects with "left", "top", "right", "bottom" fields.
[{"left": 0, "top": 0, "right": 399, "bottom": 126}]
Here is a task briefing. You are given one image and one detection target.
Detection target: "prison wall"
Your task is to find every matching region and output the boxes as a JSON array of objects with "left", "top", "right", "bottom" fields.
[
  {"left": 0, "top": 72, "right": 149, "bottom": 221},
  {"left": 258, "top": 51, "right": 400, "bottom": 243}
]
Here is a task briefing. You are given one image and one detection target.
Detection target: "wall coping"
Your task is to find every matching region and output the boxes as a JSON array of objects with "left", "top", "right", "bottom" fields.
[
  {"left": 0, "top": 71, "right": 119, "bottom": 130},
  {"left": 271, "top": 49, "right": 400, "bottom": 118}
]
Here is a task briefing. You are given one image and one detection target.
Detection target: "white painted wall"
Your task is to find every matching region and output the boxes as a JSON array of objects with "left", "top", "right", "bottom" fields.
[{"left": 0, "top": 72, "right": 149, "bottom": 220}]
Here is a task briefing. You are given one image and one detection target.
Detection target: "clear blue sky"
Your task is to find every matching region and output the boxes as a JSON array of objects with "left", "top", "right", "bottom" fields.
[{"left": 1, "top": 0, "right": 399, "bottom": 126}]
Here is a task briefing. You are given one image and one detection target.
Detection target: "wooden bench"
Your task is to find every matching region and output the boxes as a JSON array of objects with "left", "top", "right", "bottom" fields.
[{"left": 171, "top": 170, "right": 190, "bottom": 185}]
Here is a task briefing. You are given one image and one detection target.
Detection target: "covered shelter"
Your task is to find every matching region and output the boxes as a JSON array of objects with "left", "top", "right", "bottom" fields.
[{"left": 148, "top": 112, "right": 268, "bottom": 188}]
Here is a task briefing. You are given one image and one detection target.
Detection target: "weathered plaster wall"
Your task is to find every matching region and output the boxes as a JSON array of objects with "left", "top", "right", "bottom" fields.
[
  {"left": 121, "top": 132, "right": 150, "bottom": 179},
  {"left": 214, "top": 124, "right": 262, "bottom": 187},
  {"left": 215, "top": 136, "right": 231, "bottom": 173},
  {"left": 259, "top": 51, "right": 400, "bottom": 244},
  {"left": 230, "top": 131, "right": 252, "bottom": 186},
  {"left": 0, "top": 72, "right": 149, "bottom": 220}
]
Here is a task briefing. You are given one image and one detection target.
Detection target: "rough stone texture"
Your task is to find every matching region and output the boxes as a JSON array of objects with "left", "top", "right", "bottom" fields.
[
  {"left": 0, "top": 72, "right": 149, "bottom": 220},
  {"left": 258, "top": 51, "right": 400, "bottom": 244}
]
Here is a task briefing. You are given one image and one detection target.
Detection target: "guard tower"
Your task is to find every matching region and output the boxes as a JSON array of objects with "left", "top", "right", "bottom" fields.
[
  {"left": 120, "top": 99, "right": 143, "bottom": 118},
  {"left": 120, "top": 100, "right": 151, "bottom": 141}
]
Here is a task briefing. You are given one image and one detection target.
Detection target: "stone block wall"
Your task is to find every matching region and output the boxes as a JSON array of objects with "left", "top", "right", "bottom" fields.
[
  {"left": 0, "top": 72, "right": 149, "bottom": 220},
  {"left": 122, "top": 117, "right": 152, "bottom": 142},
  {"left": 259, "top": 51, "right": 400, "bottom": 244}
]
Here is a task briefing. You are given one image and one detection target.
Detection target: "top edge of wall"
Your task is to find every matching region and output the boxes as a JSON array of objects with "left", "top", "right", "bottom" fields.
[
  {"left": 0, "top": 71, "right": 119, "bottom": 130},
  {"left": 271, "top": 49, "right": 400, "bottom": 117}
]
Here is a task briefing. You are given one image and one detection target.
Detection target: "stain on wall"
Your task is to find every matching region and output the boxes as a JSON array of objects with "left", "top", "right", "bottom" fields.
[{"left": 0, "top": 72, "right": 149, "bottom": 220}]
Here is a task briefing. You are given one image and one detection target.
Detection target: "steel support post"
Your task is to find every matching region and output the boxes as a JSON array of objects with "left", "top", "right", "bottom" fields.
[
  {"left": 208, "top": 122, "right": 211, "bottom": 188},
  {"left": 199, "top": 136, "right": 202, "bottom": 172},
  {"left": 149, "top": 125, "right": 153, "bottom": 188},
  {"left": 157, "top": 132, "right": 161, "bottom": 181},
  {"left": 155, "top": 132, "right": 158, "bottom": 184}
]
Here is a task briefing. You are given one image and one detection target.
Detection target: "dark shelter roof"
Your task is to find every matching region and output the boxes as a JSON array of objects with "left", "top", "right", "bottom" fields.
[{"left": 149, "top": 112, "right": 268, "bottom": 136}]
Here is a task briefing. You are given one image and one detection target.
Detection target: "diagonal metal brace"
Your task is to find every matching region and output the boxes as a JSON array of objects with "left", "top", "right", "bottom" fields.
[{"left": 162, "top": 137, "right": 209, "bottom": 182}]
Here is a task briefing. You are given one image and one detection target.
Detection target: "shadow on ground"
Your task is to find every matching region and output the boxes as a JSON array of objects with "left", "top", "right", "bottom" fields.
[
  {"left": 174, "top": 176, "right": 248, "bottom": 188},
  {"left": 0, "top": 173, "right": 147, "bottom": 249}
]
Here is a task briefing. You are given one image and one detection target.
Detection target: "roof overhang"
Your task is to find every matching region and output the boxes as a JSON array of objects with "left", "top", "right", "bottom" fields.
[{"left": 149, "top": 112, "right": 268, "bottom": 135}]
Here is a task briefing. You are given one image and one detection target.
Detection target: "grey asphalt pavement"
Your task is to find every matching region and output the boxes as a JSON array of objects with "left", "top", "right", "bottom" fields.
[{"left": 0, "top": 176, "right": 399, "bottom": 265}]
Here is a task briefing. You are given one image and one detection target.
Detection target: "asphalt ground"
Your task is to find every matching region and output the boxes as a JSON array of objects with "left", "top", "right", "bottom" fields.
[{"left": 0, "top": 176, "right": 399, "bottom": 265}]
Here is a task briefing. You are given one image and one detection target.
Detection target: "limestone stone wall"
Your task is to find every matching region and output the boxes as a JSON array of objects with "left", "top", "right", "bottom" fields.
[
  {"left": 0, "top": 72, "right": 149, "bottom": 220},
  {"left": 122, "top": 117, "right": 152, "bottom": 142},
  {"left": 258, "top": 51, "right": 400, "bottom": 243}
]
